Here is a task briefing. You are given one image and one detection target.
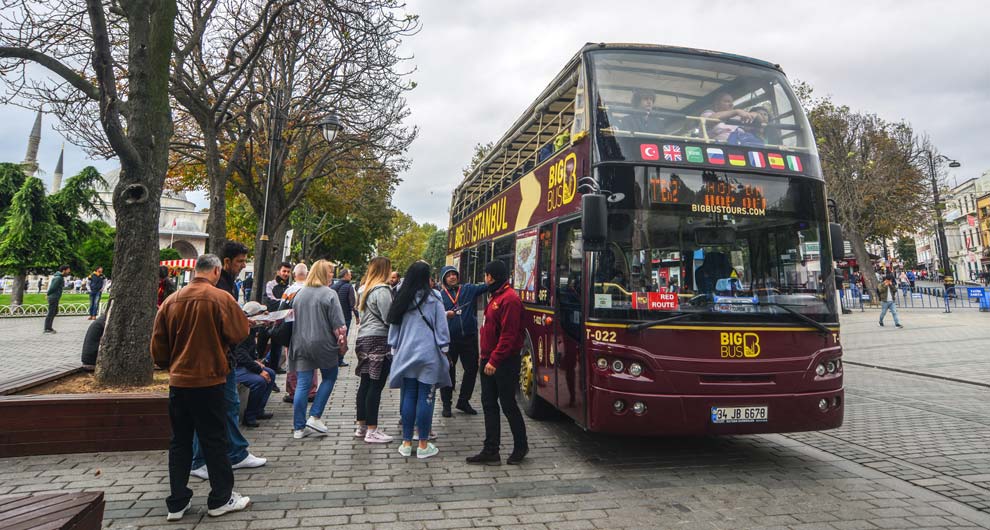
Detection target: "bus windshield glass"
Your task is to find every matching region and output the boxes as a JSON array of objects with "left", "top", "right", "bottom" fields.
[
  {"left": 590, "top": 166, "right": 837, "bottom": 324},
  {"left": 590, "top": 50, "right": 815, "bottom": 154}
]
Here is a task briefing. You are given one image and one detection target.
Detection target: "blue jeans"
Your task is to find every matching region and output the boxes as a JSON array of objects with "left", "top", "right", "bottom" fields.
[
  {"left": 293, "top": 367, "right": 339, "bottom": 430},
  {"left": 880, "top": 301, "right": 901, "bottom": 326},
  {"left": 236, "top": 367, "right": 275, "bottom": 423},
  {"left": 192, "top": 370, "right": 250, "bottom": 468},
  {"left": 400, "top": 378, "right": 435, "bottom": 442},
  {"left": 88, "top": 291, "right": 101, "bottom": 317}
]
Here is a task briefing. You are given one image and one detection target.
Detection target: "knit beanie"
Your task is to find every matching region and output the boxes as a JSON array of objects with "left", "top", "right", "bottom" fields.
[{"left": 484, "top": 260, "right": 509, "bottom": 286}]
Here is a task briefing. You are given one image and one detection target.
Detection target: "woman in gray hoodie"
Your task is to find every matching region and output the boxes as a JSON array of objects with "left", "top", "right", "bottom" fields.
[
  {"left": 386, "top": 261, "right": 451, "bottom": 459},
  {"left": 288, "top": 260, "right": 347, "bottom": 440},
  {"left": 354, "top": 256, "right": 395, "bottom": 443}
]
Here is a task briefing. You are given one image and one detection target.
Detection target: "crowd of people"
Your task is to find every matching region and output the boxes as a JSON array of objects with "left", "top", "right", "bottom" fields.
[{"left": 147, "top": 241, "right": 529, "bottom": 520}]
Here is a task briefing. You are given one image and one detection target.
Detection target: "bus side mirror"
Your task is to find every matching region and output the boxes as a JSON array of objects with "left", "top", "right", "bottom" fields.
[
  {"left": 829, "top": 222, "right": 845, "bottom": 260},
  {"left": 582, "top": 194, "right": 607, "bottom": 252}
]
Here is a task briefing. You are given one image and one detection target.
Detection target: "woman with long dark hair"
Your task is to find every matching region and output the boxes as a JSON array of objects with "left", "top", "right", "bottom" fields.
[
  {"left": 354, "top": 256, "right": 395, "bottom": 443},
  {"left": 386, "top": 261, "right": 451, "bottom": 459}
]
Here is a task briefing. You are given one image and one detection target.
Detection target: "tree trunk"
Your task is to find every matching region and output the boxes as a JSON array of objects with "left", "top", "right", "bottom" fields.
[
  {"left": 253, "top": 204, "right": 290, "bottom": 292},
  {"left": 95, "top": 162, "right": 160, "bottom": 386},
  {"left": 204, "top": 135, "right": 227, "bottom": 254},
  {"left": 847, "top": 229, "right": 879, "bottom": 302},
  {"left": 93, "top": 0, "right": 176, "bottom": 387},
  {"left": 10, "top": 272, "right": 26, "bottom": 307}
]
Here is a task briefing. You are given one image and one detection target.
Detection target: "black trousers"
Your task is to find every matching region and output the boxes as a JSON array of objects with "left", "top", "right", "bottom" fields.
[
  {"left": 480, "top": 354, "right": 528, "bottom": 454},
  {"left": 441, "top": 335, "right": 479, "bottom": 406},
  {"left": 356, "top": 360, "right": 391, "bottom": 426},
  {"left": 167, "top": 384, "right": 234, "bottom": 512},
  {"left": 43, "top": 296, "right": 59, "bottom": 331}
]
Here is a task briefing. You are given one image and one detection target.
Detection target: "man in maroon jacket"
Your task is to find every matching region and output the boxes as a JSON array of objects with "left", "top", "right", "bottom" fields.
[{"left": 467, "top": 260, "right": 529, "bottom": 465}]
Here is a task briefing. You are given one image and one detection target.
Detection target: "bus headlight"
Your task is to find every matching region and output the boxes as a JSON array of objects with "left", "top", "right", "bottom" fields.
[
  {"left": 613, "top": 400, "right": 625, "bottom": 412},
  {"left": 628, "top": 363, "right": 643, "bottom": 377},
  {"left": 818, "top": 399, "right": 829, "bottom": 412},
  {"left": 826, "top": 360, "right": 836, "bottom": 374},
  {"left": 596, "top": 357, "right": 608, "bottom": 370},
  {"left": 611, "top": 360, "right": 624, "bottom": 373},
  {"left": 632, "top": 402, "right": 647, "bottom": 415},
  {"left": 815, "top": 363, "right": 826, "bottom": 377}
]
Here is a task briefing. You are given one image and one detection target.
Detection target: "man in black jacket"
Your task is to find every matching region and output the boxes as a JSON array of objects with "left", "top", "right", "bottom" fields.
[
  {"left": 331, "top": 268, "right": 358, "bottom": 367},
  {"left": 44, "top": 265, "right": 70, "bottom": 334},
  {"left": 235, "top": 302, "right": 276, "bottom": 427}
]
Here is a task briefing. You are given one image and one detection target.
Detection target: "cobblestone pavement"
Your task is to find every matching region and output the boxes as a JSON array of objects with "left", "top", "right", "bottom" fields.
[
  {"left": 839, "top": 310, "right": 990, "bottom": 385},
  {"left": 3, "top": 315, "right": 990, "bottom": 528},
  {"left": 0, "top": 315, "right": 91, "bottom": 387}
]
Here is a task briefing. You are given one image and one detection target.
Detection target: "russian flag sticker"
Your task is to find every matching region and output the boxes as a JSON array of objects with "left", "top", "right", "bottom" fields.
[{"left": 707, "top": 148, "right": 725, "bottom": 165}]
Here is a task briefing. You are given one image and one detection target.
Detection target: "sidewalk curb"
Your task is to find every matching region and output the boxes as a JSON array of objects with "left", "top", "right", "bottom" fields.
[{"left": 843, "top": 360, "right": 990, "bottom": 389}]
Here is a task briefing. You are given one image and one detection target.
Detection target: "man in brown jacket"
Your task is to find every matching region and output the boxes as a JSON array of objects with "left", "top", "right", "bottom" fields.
[{"left": 151, "top": 254, "right": 252, "bottom": 520}]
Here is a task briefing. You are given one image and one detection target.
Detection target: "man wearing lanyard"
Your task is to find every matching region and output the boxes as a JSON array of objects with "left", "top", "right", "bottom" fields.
[{"left": 438, "top": 266, "right": 488, "bottom": 418}]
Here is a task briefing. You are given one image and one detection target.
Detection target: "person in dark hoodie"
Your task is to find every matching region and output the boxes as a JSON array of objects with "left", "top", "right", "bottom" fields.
[{"left": 437, "top": 265, "right": 487, "bottom": 417}]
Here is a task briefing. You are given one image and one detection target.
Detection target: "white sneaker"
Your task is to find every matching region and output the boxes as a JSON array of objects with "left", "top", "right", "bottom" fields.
[
  {"left": 293, "top": 429, "right": 310, "bottom": 439},
  {"left": 364, "top": 429, "right": 393, "bottom": 443},
  {"left": 189, "top": 465, "right": 209, "bottom": 481},
  {"left": 232, "top": 453, "right": 267, "bottom": 469},
  {"left": 416, "top": 443, "right": 439, "bottom": 459},
  {"left": 354, "top": 426, "right": 367, "bottom": 438},
  {"left": 398, "top": 443, "right": 413, "bottom": 457},
  {"left": 306, "top": 416, "right": 328, "bottom": 433},
  {"left": 207, "top": 492, "right": 250, "bottom": 517},
  {"left": 166, "top": 500, "right": 191, "bottom": 521}
]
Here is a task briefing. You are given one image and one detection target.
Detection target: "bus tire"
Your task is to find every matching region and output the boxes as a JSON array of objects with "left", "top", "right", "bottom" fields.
[{"left": 518, "top": 335, "right": 554, "bottom": 420}]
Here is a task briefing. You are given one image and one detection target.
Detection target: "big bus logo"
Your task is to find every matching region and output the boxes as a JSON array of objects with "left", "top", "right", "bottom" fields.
[
  {"left": 719, "top": 332, "right": 761, "bottom": 358},
  {"left": 546, "top": 153, "right": 577, "bottom": 212}
]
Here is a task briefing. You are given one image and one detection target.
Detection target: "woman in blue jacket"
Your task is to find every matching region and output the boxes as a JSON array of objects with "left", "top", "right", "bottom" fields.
[{"left": 386, "top": 261, "right": 451, "bottom": 459}]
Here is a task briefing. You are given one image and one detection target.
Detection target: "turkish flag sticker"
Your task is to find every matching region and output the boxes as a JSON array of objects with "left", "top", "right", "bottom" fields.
[{"left": 640, "top": 144, "right": 659, "bottom": 160}]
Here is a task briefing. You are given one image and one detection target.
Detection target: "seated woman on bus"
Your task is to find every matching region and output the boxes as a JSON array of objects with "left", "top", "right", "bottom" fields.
[
  {"left": 701, "top": 92, "right": 762, "bottom": 142},
  {"left": 619, "top": 89, "right": 664, "bottom": 134}
]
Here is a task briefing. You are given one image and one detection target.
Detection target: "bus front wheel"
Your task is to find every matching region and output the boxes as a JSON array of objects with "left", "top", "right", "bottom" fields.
[{"left": 518, "top": 338, "right": 554, "bottom": 419}]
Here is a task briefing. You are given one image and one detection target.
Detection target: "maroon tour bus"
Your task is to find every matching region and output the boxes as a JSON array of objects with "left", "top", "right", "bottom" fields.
[{"left": 448, "top": 43, "right": 844, "bottom": 436}]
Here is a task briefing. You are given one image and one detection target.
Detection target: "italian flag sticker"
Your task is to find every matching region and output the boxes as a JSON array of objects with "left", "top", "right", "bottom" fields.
[{"left": 786, "top": 155, "right": 803, "bottom": 172}]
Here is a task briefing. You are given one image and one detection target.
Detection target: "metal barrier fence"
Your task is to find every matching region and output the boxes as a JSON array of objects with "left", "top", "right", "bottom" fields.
[
  {"left": 0, "top": 302, "right": 108, "bottom": 318},
  {"left": 840, "top": 286, "right": 990, "bottom": 312}
]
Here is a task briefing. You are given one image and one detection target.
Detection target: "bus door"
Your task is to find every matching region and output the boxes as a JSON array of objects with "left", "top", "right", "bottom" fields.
[
  {"left": 527, "top": 225, "right": 557, "bottom": 409},
  {"left": 554, "top": 218, "right": 586, "bottom": 424}
]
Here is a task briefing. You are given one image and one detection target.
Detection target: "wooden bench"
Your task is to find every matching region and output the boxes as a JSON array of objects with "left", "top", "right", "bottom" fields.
[
  {"left": 0, "top": 393, "right": 169, "bottom": 458},
  {"left": 0, "top": 365, "right": 81, "bottom": 396},
  {"left": 0, "top": 492, "right": 104, "bottom": 530}
]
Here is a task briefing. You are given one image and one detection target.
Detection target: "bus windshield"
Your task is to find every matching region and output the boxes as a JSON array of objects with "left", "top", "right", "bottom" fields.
[
  {"left": 590, "top": 166, "right": 837, "bottom": 324},
  {"left": 589, "top": 50, "right": 815, "bottom": 154}
]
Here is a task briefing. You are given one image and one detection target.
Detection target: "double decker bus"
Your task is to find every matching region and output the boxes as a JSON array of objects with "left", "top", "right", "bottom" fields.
[{"left": 448, "top": 43, "right": 845, "bottom": 435}]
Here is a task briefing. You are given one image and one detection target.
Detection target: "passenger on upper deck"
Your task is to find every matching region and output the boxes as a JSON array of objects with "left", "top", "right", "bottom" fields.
[
  {"left": 726, "top": 104, "right": 771, "bottom": 146},
  {"left": 701, "top": 92, "right": 763, "bottom": 142},
  {"left": 619, "top": 89, "right": 664, "bottom": 134}
]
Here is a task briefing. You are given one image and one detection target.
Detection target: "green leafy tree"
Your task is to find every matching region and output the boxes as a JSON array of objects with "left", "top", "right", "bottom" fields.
[
  {"left": 0, "top": 164, "right": 104, "bottom": 306},
  {"left": 423, "top": 228, "right": 447, "bottom": 272},
  {"left": 159, "top": 247, "right": 182, "bottom": 261},
  {"left": 895, "top": 237, "right": 918, "bottom": 268},
  {"left": 78, "top": 221, "right": 116, "bottom": 277}
]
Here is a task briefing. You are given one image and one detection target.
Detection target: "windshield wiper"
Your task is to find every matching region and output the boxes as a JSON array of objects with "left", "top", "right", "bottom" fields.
[
  {"left": 754, "top": 301, "right": 830, "bottom": 335},
  {"left": 629, "top": 312, "right": 695, "bottom": 331}
]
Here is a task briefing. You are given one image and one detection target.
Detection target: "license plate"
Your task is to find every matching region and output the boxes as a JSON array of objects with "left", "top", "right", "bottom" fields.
[{"left": 711, "top": 406, "right": 768, "bottom": 424}]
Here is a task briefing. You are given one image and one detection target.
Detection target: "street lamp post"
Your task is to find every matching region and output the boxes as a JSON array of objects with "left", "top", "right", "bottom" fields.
[
  {"left": 253, "top": 94, "right": 342, "bottom": 302},
  {"left": 924, "top": 150, "right": 960, "bottom": 279}
]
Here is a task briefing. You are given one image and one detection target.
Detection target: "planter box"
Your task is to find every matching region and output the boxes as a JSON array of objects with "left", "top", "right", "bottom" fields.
[{"left": 0, "top": 393, "right": 169, "bottom": 458}]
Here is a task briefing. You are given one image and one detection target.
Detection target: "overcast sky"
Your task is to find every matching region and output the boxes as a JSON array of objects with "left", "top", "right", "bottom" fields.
[{"left": 2, "top": 0, "right": 986, "bottom": 228}]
